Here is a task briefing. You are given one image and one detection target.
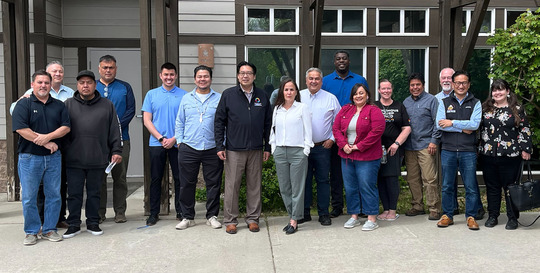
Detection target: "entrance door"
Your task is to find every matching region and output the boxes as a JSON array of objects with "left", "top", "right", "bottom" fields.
[{"left": 88, "top": 48, "right": 143, "bottom": 178}]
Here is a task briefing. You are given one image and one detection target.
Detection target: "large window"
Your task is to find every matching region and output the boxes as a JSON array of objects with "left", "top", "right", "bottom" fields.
[
  {"left": 246, "top": 47, "right": 298, "bottom": 98},
  {"left": 377, "top": 48, "right": 428, "bottom": 102},
  {"left": 320, "top": 49, "right": 365, "bottom": 80},
  {"left": 246, "top": 7, "right": 298, "bottom": 34},
  {"left": 462, "top": 9, "right": 494, "bottom": 35},
  {"left": 377, "top": 9, "right": 429, "bottom": 35},
  {"left": 322, "top": 9, "right": 366, "bottom": 35}
]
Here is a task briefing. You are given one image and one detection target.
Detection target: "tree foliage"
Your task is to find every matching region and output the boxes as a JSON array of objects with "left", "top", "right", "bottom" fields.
[{"left": 487, "top": 8, "right": 540, "bottom": 149}]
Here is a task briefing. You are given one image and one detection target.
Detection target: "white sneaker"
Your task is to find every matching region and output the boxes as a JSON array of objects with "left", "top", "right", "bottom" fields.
[
  {"left": 176, "top": 219, "right": 195, "bottom": 230},
  {"left": 206, "top": 216, "right": 222, "bottom": 229},
  {"left": 343, "top": 217, "right": 362, "bottom": 229},
  {"left": 362, "top": 220, "right": 379, "bottom": 231}
]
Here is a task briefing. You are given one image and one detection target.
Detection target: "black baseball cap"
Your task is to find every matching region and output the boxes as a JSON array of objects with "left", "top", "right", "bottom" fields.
[{"left": 76, "top": 70, "right": 96, "bottom": 81}]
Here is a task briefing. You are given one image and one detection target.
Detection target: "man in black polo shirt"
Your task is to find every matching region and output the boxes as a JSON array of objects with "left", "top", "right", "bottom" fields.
[{"left": 12, "top": 70, "right": 71, "bottom": 245}]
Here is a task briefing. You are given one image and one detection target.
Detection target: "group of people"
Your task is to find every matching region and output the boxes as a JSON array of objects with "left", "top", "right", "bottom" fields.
[{"left": 14, "top": 50, "right": 533, "bottom": 245}]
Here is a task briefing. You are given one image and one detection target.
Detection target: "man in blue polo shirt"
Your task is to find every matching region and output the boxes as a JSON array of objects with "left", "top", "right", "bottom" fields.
[
  {"left": 12, "top": 70, "right": 71, "bottom": 245},
  {"left": 142, "top": 62, "right": 187, "bottom": 226},
  {"left": 321, "top": 50, "right": 369, "bottom": 218},
  {"left": 96, "top": 55, "right": 136, "bottom": 224},
  {"left": 175, "top": 65, "right": 223, "bottom": 230}
]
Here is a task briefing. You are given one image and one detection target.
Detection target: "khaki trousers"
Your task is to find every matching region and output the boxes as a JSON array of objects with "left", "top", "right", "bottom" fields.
[
  {"left": 405, "top": 148, "right": 440, "bottom": 213},
  {"left": 223, "top": 150, "right": 262, "bottom": 226}
]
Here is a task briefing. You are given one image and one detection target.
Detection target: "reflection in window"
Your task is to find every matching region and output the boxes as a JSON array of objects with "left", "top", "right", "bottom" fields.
[
  {"left": 462, "top": 10, "right": 493, "bottom": 34},
  {"left": 379, "top": 10, "right": 400, "bottom": 33},
  {"left": 322, "top": 10, "right": 338, "bottom": 32},
  {"left": 343, "top": 10, "right": 363, "bottom": 33},
  {"left": 404, "top": 10, "right": 425, "bottom": 33},
  {"left": 467, "top": 48, "right": 492, "bottom": 102},
  {"left": 378, "top": 49, "right": 425, "bottom": 102},
  {"left": 274, "top": 9, "right": 295, "bottom": 32},
  {"left": 321, "top": 49, "right": 364, "bottom": 78},
  {"left": 322, "top": 9, "right": 364, "bottom": 34},
  {"left": 248, "top": 9, "right": 269, "bottom": 32},
  {"left": 247, "top": 48, "right": 297, "bottom": 98}
]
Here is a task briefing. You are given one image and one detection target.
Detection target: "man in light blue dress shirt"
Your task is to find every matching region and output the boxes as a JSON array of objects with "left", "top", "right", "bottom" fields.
[
  {"left": 141, "top": 62, "right": 187, "bottom": 226},
  {"left": 174, "top": 65, "right": 223, "bottom": 230}
]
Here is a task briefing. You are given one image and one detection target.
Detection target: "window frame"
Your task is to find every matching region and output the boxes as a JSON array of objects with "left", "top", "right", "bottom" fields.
[
  {"left": 321, "top": 8, "right": 367, "bottom": 36},
  {"left": 375, "top": 46, "right": 430, "bottom": 100},
  {"left": 376, "top": 8, "right": 430, "bottom": 36},
  {"left": 462, "top": 8, "right": 495, "bottom": 36},
  {"left": 245, "top": 6, "right": 300, "bottom": 35}
]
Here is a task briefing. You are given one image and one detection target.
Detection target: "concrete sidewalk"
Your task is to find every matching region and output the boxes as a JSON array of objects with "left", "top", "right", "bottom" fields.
[{"left": 1, "top": 186, "right": 539, "bottom": 273}]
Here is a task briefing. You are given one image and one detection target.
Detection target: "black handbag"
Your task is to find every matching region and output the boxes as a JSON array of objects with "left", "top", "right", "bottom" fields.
[{"left": 506, "top": 161, "right": 540, "bottom": 226}]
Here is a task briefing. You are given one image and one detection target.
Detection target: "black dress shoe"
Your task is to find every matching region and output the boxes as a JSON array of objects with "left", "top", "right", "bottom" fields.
[
  {"left": 319, "top": 215, "right": 332, "bottom": 226},
  {"left": 330, "top": 209, "right": 342, "bottom": 218},
  {"left": 298, "top": 214, "right": 312, "bottom": 224},
  {"left": 146, "top": 214, "right": 159, "bottom": 226},
  {"left": 484, "top": 216, "right": 498, "bottom": 228},
  {"left": 506, "top": 218, "right": 518, "bottom": 230},
  {"left": 285, "top": 225, "right": 297, "bottom": 235},
  {"left": 475, "top": 207, "right": 486, "bottom": 220},
  {"left": 282, "top": 223, "right": 292, "bottom": 232}
]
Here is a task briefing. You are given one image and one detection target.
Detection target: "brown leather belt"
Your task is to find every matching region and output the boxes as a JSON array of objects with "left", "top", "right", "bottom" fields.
[{"left": 314, "top": 141, "right": 325, "bottom": 146}]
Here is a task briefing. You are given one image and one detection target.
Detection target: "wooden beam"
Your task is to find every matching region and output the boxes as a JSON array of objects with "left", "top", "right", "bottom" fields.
[
  {"left": 167, "top": 0, "right": 179, "bottom": 74},
  {"left": 455, "top": 0, "right": 490, "bottom": 70},
  {"left": 2, "top": 2, "right": 19, "bottom": 201},
  {"left": 33, "top": 0, "right": 47, "bottom": 70},
  {"left": 299, "top": 0, "right": 312, "bottom": 84},
  {"left": 312, "top": 0, "right": 325, "bottom": 68},
  {"left": 140, "top": 0, "right": 153, "bottom": 216},
  {"left": 439, "top": 0, "right": 453, "bottom": 69},
  {"left": 450, "top": 0, "right": 477, "bottom": 8},
  {"left": 15, "top": 0, "right": 30, "bottom": 93}
]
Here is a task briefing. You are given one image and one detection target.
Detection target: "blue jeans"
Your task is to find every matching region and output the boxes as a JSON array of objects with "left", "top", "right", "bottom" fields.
[
  {"left": 441, "top": 150, "right": 479, "bottom": 218},
  {"left": 341, "top": 158, "right": 380, "bottom": 215},
  {"left": 18, "top": 152, "right": 62, "bottom": 235},
  {"left": 304, "top": 145, "right": 331, "bottom": 216}
]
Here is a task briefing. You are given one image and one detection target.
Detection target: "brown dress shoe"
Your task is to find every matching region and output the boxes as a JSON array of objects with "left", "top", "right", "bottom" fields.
[
  {"left": 437, "top": 215, "right": 454, "bottom": 227},
  {"left": 248, "top": 223, "right": 260, "bottom": 232},
  {"left": 225, "top": 225, "right": 237, "bottom": 234},
  {"left": 467, "top": 216, "right": 479, "bottom": 230}
]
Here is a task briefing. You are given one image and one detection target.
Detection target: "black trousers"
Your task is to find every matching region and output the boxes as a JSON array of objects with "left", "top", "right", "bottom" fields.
[
  {"left": 480, "top": 154, "right": 521, "bottom": 219},
  {"left": 330, "top": 144, "right": 344, "bottom": 211},
  {"left": 178, "top": 144, "right": 223, "bottom": 220},
  {"left": 66, "top": 168, "right": 104, "bottom": 227},
  {"left": 149, "top": 146, "right": 180, "bottom": 216}
]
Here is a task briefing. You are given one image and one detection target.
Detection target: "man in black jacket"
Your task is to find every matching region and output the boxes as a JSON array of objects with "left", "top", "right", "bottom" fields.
[
  {"left": 214, "top": 61, "right": 272, "bottom": 234},
  {"left": 62, "top": 70, "right": 123, "bottom": 239}
]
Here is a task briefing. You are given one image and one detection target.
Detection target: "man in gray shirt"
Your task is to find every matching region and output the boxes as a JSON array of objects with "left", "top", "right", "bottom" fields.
[{"left": 403, "top": 73, "right": 441, "bottom": 221}]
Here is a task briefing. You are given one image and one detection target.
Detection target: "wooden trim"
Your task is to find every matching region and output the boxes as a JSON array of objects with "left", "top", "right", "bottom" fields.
[
  {"left": 456, "top": 0, "right": 490, "bottom": 69},
  {"left": 312, "top": 0, "right": 324, "bottom": 68},
  {"left": 140, "top": 0, "right": 153, "bottom": 216}
]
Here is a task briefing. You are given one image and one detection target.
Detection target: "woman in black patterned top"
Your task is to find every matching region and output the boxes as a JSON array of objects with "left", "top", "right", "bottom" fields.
[{"left": 479, "top": 79, "right": 533, "bottom": 230}]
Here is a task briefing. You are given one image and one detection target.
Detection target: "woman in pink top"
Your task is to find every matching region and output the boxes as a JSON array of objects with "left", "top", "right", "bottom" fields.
[{"left": 332, "top": 83, "right": 385, "bottom": 231}]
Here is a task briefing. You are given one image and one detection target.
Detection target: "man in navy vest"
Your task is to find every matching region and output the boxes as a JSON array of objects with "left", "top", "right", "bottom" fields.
[{"left": 435, "top": 70, "right": 482, "bottom": 230}]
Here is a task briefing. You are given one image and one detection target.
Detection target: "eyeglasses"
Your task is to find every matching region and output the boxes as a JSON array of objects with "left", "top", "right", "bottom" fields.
[
  {"left": 454, "top": 81, "right": 469, "bottom": 87},
  {"left": 238, "top": 71, "right": 254, "bottom": 76}
]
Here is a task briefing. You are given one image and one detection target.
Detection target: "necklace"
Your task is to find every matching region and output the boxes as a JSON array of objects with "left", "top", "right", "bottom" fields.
[{"left": 196, "top": 93, "right": 211, "bottom": 123}]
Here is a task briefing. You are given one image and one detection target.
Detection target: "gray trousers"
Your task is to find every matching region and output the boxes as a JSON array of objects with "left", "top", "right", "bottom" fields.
[
  {"left": 274, "top": 146, "right": 308, "bottom": 220},
  {"left": 223, "top": 150, "right": 263, "bottom": 226}
]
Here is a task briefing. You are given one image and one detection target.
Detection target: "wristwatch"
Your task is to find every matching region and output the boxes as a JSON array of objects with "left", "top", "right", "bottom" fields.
[
  {"left": 394, "top": 141, "right": 400, "bottom": 146},
  {"left": 158, "top": 136, "right": 165, "bottom": 143}
]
